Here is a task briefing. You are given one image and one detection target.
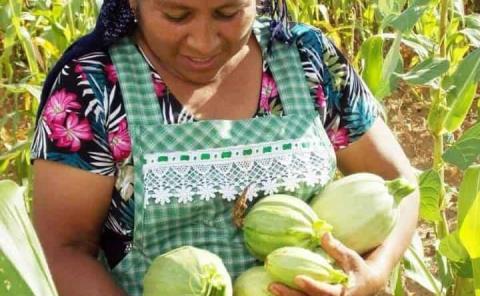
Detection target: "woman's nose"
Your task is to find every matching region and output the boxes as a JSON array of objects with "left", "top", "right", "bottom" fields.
[{"left": 185, "top": 19, "right": 221, "bottom": 57}]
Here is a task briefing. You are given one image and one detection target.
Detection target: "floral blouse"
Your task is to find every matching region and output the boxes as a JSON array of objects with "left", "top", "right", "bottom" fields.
[{"left": 31, "top": 23, "right": 380, "bottom": 268}]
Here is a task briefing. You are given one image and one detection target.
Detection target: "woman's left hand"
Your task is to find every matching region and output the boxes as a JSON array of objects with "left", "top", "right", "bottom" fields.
[{"left": 269, "top": 233, "right": 388, "bottom": 296}]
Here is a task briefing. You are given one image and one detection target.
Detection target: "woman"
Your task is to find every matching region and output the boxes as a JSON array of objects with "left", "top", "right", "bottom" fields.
[{"left": 31, "top": 0, "right": 419, "bottom": 295}]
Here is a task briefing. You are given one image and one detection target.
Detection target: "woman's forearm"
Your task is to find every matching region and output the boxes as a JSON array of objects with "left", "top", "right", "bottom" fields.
[
  {"left": 47, "top": 246, "right": 127, "bottom": 296},
  {"left": 364, "top": 188, "right": 420, "bottom": 282}
]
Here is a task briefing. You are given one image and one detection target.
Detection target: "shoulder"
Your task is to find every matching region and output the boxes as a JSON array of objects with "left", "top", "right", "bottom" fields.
[{"left": 32, "top": 48, "right": 130, "bottom": 176}]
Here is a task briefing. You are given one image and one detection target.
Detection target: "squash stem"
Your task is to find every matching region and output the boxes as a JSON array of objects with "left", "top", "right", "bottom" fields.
[
  {"left": 385, "top": 178, "right": 417, "bottom": 204},
  {"left": 313, "top": 220, "right": 333, "bottom": 242}
]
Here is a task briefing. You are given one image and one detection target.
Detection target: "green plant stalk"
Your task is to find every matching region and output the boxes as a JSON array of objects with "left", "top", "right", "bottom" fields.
[
  {"left": 432, "top": 0, "right": 450, "bottom": 241},
  {"left": 67, "top": 1, "right": 76, "bottom": 42},
  {"left": 439, "top": 0, "right": 449, "bottom": 58},
  {"left": 473, "top": 258, "right": 480, "bottom": 296},
  {"left": 432, "top": 130, "right": 449, "bottom": 240}
]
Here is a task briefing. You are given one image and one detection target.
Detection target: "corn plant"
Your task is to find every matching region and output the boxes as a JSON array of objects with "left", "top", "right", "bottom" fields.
[
  {"left": 0, "top": 0, "right": 99, "bottom": 188},
  {"left": 288, "top": 0, "right": 479, "bottom": 295},
  {"left": 0, "top": 180, "right": 58, "bottom": 295}
]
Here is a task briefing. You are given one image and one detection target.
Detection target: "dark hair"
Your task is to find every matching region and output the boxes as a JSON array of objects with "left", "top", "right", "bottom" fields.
[{"left": 36, "top": 0, "right": 291, "bottom": 124}]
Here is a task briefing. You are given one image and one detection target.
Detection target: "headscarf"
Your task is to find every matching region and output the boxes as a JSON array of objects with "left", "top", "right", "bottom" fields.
[{"left": 36, "top": 0, "right": 291, "bottom": 124}]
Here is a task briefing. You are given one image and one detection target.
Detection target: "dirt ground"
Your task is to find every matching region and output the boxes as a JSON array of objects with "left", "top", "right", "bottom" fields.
[{"left": 376, "top": 85, "right": 478, "bottom": 295}]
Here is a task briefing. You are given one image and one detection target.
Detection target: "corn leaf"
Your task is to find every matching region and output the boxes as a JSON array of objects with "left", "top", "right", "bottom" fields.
[
  {"left": 0, "top": 251, "right": 33, "bottom": 295},
  {"left": 376, "top": 32, "right": 403, "bottom": 99},
  {"left": 460, "top": 198, "right": 480, "bottom": 296},
  {"left": 443, "top": 48, "right": 480, "bottom": 132},
  {"left": 443, "top": 122, "right": 480, "bottom": 170},
  {"left": 458, "top": 165, "right": 480, "bottom": 225},
  {"left": 461, "top": 28, "right": 480, "bottom": 48},
  {"left": 383, "top": 0, "right": 430, "bottom": 33},
  {"left": 459, "top": 196, "right": 480, "bottom": 296},
  {"left": 396, "top": 57, "right": 449, "bottom": 85},
  {"left": 360, "top": 35, "right": 384, "bottom": 97},
  {"left": 456, "top": 165, "right": 480, "bottom": 295},
  {"left": 0, "top": 180, "right": 58, "bottom": 296},
  {"left": 403, "top": 232, "right": 442, "bottom": 294},
  {"left": 388, "top": 263, "right": 405, "bottom": 296}
]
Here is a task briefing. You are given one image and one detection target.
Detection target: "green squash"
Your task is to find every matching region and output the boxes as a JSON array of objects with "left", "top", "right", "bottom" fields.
[{"left": 311, "top": 173, "right": 416, "bottom": 254}]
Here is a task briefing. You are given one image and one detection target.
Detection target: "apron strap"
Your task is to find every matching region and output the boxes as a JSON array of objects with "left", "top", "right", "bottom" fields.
[
  {"left": 109, "top": 38, "right": 163, "bottom": 126},
  {"left": 253, "top": 17, "right": 316, "bottom": 116}
]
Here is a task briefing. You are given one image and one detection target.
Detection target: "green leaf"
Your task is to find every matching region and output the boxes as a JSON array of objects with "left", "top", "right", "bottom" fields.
[
  {"left": 436, "top": 251, "right": 455, "bottom": 290},
  {"left": 457, "top": 167, "right": 480, "bottom": 296},
  {"left": 360, "top": 35, "right": 384, "bottom": 97},
  {"left": 0, "top": 180, "right": 58, "bottom": 296},
  {"left": 439, "top": 231, "right": 469, "bottom": 262},
  {"left": 0, "top": 251, "right": 33, "bottom": 295},
  {"left": 377, "top": 32, "right": 402, "bottom": 99},
  {"left": 418, "top": 170, "right": 443, "bottom": 222},
  {"left": 465, "top": 14, "right": 480, "bottom": 30},
  {"left": 453, "top": 0, "right": 465, "bottom": 17},
  {"left": 443, "top": 122, "right": 480, "bottom": 170},
  {"left": 403, "top": 232, "right": 442, "bottom": 294},
  {"left": 396, "top": 57, "right": 449, "bottom": 85},
  {"left": 444, "top": 48, "right": 480, "bottom": 132},
  {"left": 399, "top": 33, "right": 435, "bottom": 59},
  {"left": 388, "top": 263, "right": 405, "bottom": 296},
  {"left": 377, "top": 0, "right": 406, "bottom": 16},
  {"left": 384, "top": 0, "right": 429, "bottom": 33},
  {"left": 458, "top": 165, "right": 480, "bottom": 225},
  {"left": 452, "top": 260, "right": 474, "bottom": 278},
  {"left": 444, "top": 83, "right": 478, "bottom": 132},
  {"left": 459, "top": 192, "right": 480, "bottom": 258},
  {"left": 461, "top": 28, "right": 480, "bottom": 48}
]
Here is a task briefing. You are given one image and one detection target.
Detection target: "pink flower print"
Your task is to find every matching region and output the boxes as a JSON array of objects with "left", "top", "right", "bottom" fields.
[
  {"left": 108, "top": 119, "right": 132, "bottom": 161},
  {"left": 43, "top": 89, "right": 81, "bottom": 125},
  {"left": 316, "top": 84, "right": 327, "bottom": 108},
  {"left": 74, "top": 63, "right": 87, "bottom": 80},
  {"left": 50, "top": 113, "right": 93, "bottom": 152},
  {"left": 105, "top": 64, "right": 118, "bottom": 84},
  {"left": 327, "top": 127, "right": 349, "bottom": 150},
  {"left": 153, "top": 78, "right": 166, "bottom": 97},
  {"left": 259, "top": 72, "right": 279, "bottom": 112}
]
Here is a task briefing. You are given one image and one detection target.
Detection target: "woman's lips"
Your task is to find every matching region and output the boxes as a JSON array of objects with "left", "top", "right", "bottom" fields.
[{"left": 182, "top": 55, "right": 218, "bottom": 71}]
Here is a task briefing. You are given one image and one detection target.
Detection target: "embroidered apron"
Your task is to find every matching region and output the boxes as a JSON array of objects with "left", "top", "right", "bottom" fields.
[{"left": 108, "top": 18, "right": 337, "bottom": 295}]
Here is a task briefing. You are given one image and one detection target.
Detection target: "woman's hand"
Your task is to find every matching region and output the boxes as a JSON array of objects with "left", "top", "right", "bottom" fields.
[{"left": 268, "top": 233, "right": 388, "bottom": 296}]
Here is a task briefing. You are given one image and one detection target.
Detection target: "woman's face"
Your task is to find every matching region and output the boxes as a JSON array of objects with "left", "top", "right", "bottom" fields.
[{"left": 130, "top": 0, "right": 257, "bottom": 85}]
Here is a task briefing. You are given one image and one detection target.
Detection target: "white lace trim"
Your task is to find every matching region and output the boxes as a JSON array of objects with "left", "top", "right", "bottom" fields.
[{"left": 142, "top": 139, "right": 333, "bottom": 206}]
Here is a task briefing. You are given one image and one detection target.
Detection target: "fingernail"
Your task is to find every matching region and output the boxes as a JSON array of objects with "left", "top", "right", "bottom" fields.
[
  {"left": 294, "top": 276, "right": 306, "bottom": 289},
  {"left": 269, "top": 284, "right": 281, "bottom": 295}
]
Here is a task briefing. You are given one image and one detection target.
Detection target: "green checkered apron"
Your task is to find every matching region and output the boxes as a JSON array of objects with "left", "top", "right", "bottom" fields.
[{"left": 108, "top": 17, "right": 337, "bottom": 295}]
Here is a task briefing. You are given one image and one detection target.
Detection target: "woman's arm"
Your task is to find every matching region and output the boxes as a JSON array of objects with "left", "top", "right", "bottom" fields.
[
  {"left": 33, "top": 160, "right": 127, "bottom": 296},
  {"left": 270, "top": 117, "right": 420, "bottom": 296},
  {"left": 335, "top": 117, "right": 420, "bottom": 281}
]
